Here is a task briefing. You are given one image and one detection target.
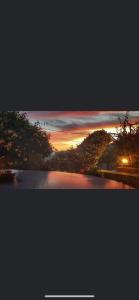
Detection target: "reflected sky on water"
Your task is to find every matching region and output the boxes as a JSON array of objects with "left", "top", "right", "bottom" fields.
[{"left": 0, "top": 171, "right": 133, "bottom": 189}]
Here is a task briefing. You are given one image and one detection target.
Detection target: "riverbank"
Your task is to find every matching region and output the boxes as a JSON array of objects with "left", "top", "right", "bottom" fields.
[{"left": 96, "top": 169, "right": 139, "bottom": 188}]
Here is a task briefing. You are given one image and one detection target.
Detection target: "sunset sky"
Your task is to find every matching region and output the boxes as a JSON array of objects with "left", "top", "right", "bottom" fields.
[{"left": 25, "top": 111, "right": 139, "bottom": 150}]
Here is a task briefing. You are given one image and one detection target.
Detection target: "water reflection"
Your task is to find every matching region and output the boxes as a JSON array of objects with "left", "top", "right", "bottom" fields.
[{"left": 0, "top": 170, "right": 133, "bottom": 189}]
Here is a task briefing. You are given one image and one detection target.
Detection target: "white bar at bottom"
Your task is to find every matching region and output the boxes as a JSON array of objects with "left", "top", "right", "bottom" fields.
[{"left": 44, "top": 296, "right": 95, "bottom": 298}]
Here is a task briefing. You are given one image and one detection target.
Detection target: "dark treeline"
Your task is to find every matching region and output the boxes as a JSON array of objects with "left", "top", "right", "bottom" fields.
[
  {"left": 1, "top": 111, "right": 139, "bottom": 173},
  {"left": 0, "top": 111, "right": 53, "bottom": 169},
  {"left": 46, "top": 130, "right": 112, "bottom": 173},
  {"left": 100, "top": 113, "right": 139, "bottom": 170},
  {"left": 47, "top": 113, "right": 139, "bottom": 173}
]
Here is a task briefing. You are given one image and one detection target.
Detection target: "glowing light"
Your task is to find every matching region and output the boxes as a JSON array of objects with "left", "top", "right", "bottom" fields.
[{"left": 121, "top": 157, "right": 129, "bottom": 164}]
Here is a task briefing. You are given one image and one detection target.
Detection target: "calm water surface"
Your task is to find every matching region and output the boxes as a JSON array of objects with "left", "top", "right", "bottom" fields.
[{"left": 0, "top": 170, "right": 133, "bottom": 189}]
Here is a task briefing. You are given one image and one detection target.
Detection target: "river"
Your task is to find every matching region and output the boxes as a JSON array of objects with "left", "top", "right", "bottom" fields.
[{"left": 0, "top": 170, "right": 133, "bottom": 189}]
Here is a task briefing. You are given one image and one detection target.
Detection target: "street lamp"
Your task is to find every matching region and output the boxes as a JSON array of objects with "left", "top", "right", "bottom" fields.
[
  {"left": 121, "top": 157, "right": 128, "bottom": 164},
  {"left": 121, "top": 157, "right": 129, "bottom": 167}
]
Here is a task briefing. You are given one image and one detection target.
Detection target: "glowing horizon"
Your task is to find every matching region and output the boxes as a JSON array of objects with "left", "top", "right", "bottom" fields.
[
  {"left": 23, "top": 111, "right": 139, "bottom": 151},
  {"left": 50, "top": 126, "right": 118, "bottom": 150}
]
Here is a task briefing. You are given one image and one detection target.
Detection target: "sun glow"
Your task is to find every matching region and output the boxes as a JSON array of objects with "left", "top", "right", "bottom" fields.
[
  {"left": 53, "top": 137, "right": 85, "bottom": 151},
  {"left": 51, "top": 127, "right": 119, "bottom": 150}
]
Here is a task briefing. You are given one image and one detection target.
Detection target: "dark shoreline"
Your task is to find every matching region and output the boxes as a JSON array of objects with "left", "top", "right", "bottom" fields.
[
  {"left": 95, "top": 169, "right": 139, "bottom": 189},
  {"left": 0, "top": 170, "right": 15, "bottom": 183}
]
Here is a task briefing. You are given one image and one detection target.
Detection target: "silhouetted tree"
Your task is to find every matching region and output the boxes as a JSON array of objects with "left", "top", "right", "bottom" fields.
[
  {"left": 0, "top": 111, "right": 52, "bottom": 169},
  {"left": 116, "top": 113, "right": 139, "bottom": 167},
  {"left": 99, "top": 113, "right": 139, "bottom": 169},
  {"left": 47, "top": 130, "right": 111, "bottom": 173},
  {"left": 77, "top": 130, "right": 112, "bottom": 172}
]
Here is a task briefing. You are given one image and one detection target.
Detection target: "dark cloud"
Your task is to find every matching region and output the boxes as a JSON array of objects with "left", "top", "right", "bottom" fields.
[{"left": 22, "top": 111, "right": 139, "bottom": 150}]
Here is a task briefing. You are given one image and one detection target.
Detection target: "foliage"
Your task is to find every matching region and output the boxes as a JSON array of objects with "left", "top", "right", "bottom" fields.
[
  {"left": 98, "top": 143, "right": 118, "bottom": 169},
  {"left": 47, "top": 113, "right": 139, "bottom": 172},
  {"left": 115, "top": 113, "right": 139, "bottom": 167},
  {"left": 2, "top": 110, "right": 139, "bottom": 173},
  {"left": 100, "top": 113, "right": 139, "bottom": 168},
  {"left": 47, "top": 130, "right": 111, "bottom": 173},
  {"left": 77, "top": 130, "right": 112, "bottom": 172},
  {"left": 0, "top": 111, "right": 53, "bottom": 169}
]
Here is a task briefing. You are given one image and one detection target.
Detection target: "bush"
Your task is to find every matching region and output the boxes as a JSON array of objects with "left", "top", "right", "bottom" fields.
[{"left": 0, "top": 111, "right": 53, "bottom": 169}]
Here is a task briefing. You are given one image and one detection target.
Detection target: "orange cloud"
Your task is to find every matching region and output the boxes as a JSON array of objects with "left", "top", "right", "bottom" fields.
[
  {"left": 50, "top": 124, "right": 118, "bottom": 150},
  {"left": 24, "top": 111, "right": 139, "bottom": 151}
]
